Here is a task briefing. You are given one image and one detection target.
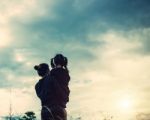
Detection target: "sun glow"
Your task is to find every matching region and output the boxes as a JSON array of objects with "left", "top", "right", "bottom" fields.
[
  {"left": 0, "top": 28, "right": 12, "bottom": 48},
  {"left": 15, "top": 53, "right": 25, "bottom": 62},
  {"left": 117, "top": 96, "right": 134, "bottom": 112},
  {"left": 120, "top": 99, "right": 132, "bottom": 109}
]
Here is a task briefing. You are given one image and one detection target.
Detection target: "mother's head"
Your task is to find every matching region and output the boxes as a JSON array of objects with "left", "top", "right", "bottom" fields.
[{"left": 34, "top": 63, "right": 49, "bottom": 77}]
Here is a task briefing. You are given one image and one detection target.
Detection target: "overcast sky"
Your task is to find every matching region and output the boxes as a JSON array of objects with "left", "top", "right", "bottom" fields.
[{"left": 0, "top": 0, "right": 150, "bottom": 120}]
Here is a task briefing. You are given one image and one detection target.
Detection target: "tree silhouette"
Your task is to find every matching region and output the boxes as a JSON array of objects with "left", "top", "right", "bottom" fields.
[{"left": 21, "top": 111, "right": 36, "bottom": 120}]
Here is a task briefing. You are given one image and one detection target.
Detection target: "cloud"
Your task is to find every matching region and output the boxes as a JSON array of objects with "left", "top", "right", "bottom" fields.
[
  {"left": 2, "top": 0, "right": 149, "bottom": 29},
  {"left": 0, "top": 0, "right": 56, "bottom": 24},
  {"left": 0, "top": 26, "right": 13, "bottom": 48},
  {"left": 136, "top": 113, "right": 150, "bottom": 120},
  {"left": 83, "top": 0, "right": 150, "bottom": 29},
  {"left": 47, "top": 0, "right": 150, "bottom": 32},
  {"left": 128, "top": 28, "right": 150, "bottom": 55},
  {"left": 67, "top": 29, "right": 150, "bottom": 120}
]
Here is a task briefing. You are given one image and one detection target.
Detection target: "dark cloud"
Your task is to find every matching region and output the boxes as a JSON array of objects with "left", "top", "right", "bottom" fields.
[
  {"left": 34, "top": 0, "right": 150, "bottom": 31},
  {"left": 10, "top": 0, "right": 150, "bottom": 54},
  {"left": 87, "top": 0, "right": 150, "bottom": 29}
]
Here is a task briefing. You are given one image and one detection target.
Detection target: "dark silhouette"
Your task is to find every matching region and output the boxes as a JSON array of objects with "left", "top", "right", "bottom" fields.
[
  {"left": 21, "top": 111, "right": 36, "bottom": 120},
  {"left": 3, "top": 111, "right": 36, "bottom": 120},
  {"left": 35, "top": 54, "right": 70, "bottom": 120}
]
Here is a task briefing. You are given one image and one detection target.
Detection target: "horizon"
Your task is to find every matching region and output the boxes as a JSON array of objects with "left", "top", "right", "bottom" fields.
[{"left": 0, "top": 0, "right": 150, "bottom": 120}]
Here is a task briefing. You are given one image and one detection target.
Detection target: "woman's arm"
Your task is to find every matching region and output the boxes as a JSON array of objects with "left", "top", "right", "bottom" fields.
[{"left": 35, "top": 80, "right": 43, "bottom": 99}]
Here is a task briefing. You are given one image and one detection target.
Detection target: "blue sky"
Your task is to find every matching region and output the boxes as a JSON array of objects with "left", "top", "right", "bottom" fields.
[{"left": 0, "top": 0, "right": 150, "bottom": 120}]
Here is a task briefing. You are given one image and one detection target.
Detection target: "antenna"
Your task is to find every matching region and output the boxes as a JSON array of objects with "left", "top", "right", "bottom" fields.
[{"left": 9, "top": 88, "right": 12, "bottom": 120}]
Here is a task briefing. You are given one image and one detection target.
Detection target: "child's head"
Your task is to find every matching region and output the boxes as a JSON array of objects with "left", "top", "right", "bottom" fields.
[
  {"left": 50, "top": 54, "right": 70, "bottom": 83},
  {"left": 51, "top": 54, "right": 68, "bottom": 69}
]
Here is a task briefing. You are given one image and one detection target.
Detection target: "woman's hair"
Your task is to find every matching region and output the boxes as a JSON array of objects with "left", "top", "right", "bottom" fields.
[
  {"left": 51, "top": 54, "right": 69, "bottom": 72},
  {"left": 34, "top": 63, "right": 50, "bottom": 77}
]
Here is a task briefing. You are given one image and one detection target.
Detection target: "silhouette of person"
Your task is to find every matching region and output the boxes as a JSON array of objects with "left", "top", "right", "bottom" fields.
[{"left": 35, "top": 54, "right": 70, "bottom": 120}]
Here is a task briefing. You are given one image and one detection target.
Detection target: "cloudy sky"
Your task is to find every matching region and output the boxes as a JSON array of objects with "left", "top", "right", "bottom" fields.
[{"left": 0, "top": 0, "right": 150, "bottom": 120}]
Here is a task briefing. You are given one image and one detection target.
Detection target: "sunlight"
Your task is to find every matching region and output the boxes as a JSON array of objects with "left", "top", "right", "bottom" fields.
[
  {"left": 0, "top": 39, "right": 10, "bottom": 48},
  {"left": 0, "top": 36, "right": 11, "bottom": 48},
  {"left": 15, "top": 53, "right": 25, "bottom": 62},
  {"left": 0, "top": 28, "right": 12, "bottom": 48},
  {"left": 120, "top": 99, "right": 132, "bottom": 109},
  {"left": 118, "top": 96, "right": 133, "bottom": 112}
]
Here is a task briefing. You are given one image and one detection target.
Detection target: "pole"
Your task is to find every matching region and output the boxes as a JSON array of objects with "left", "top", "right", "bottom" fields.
[{"left": 9, "top": 88, "right": 12, "bottom": 120}]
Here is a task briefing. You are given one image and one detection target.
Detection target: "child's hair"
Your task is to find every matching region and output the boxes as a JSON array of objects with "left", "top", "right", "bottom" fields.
[{"left": 51, "top": 54, "right": 69, "bottom": 72}]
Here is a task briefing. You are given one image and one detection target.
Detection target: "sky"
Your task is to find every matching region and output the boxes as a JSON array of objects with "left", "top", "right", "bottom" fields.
[{"left": 0, "top": 0, "right": 150, "bottom": 120}]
